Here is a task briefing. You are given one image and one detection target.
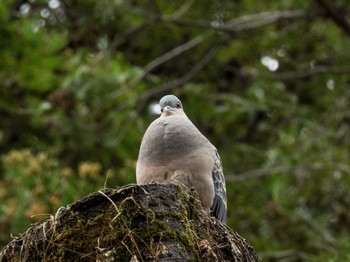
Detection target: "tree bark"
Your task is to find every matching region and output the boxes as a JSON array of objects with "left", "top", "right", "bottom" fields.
[{"left": 0, "top": 184, "right": 260, "bottom": 261}]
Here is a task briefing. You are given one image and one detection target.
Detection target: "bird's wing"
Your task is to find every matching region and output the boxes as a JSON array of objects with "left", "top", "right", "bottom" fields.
[{"left": 210, "top": 150, "right": 227, "bottom": 222}]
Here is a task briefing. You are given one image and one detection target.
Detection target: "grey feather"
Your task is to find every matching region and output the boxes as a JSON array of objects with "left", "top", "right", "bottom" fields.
[
  {"left": 137, "top": 95, "right": 227, "bottom": 222},
  {"left": 210, "top": 150, "right": 227, "bottom": 223}
]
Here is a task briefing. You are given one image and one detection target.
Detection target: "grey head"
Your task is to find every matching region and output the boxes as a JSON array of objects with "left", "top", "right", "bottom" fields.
[{"left": 159, "top": 95, "right": 183, "bottom": 114}]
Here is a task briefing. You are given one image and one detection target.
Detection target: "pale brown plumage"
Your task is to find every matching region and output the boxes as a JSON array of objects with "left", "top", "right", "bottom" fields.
[{"left": 136, "top": 95, "right": 227, "bottom": 222}]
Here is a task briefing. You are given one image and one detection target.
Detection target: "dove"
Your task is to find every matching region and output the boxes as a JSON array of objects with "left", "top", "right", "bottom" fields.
[{"left": 136, "top": 95, "right": 227, "bottom": 222}]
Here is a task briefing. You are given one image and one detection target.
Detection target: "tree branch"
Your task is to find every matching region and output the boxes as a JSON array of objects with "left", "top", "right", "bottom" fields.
[
  {"left": 160, "top": 10, "right": 305, "bottom": 33},
  {"left": 240, "top": 66, "right": 350, "bottom": 80},
  {"left": 272, "top": 66, "right": 350, "bottom": 80},
  {"left": 110, "top": 10, "right": 305, "bottom": 100},
  {"left": 110, "top": 33, "right": 210, "bottom": 99},
  {"left": 171, "top": 0, "right": 194, "bottom": 18},
  {"left": 316, "top": 0, "right": 350, "bottom": 37},
  {"left": 226, "top": 162, "right": 350, "bottom": 182},
  {"left": 260, "top": 249, "right": 308, "bottom": 261},
  {"left": 225, "top": 167, "right": 286, "bottom": 182},
  {"left": 140, "top": 46, "right": 218, "bottom": 99},
  {"left": 296, "top": 209, "right": 337, "bottom": 246}
]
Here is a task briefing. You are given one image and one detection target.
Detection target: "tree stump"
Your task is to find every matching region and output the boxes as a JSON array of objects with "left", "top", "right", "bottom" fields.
[{"left": 0, "top": 184, "right": 260, "bottom": 261}]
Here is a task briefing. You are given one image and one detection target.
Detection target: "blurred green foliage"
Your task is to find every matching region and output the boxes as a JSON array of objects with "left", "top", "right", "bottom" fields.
[
  {"left": 0, "top": 149, "right": 131, "bottom": 246},
  {"left": 1, "top": 0, "right": 350, "bottom": 260}
]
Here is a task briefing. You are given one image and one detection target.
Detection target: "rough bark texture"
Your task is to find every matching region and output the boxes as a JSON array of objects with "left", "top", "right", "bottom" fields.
[{"left": 0, "top": 184, "right": 260, "bottom": 261}]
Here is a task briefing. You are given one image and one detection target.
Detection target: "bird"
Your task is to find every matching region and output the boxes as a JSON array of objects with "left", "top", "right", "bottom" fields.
[{"left": 136, "top": 95, "right": 227, "bottom": 222}]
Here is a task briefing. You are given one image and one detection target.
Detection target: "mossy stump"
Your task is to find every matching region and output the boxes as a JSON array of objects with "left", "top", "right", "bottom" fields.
[{"left": 0, "top": 184, "right": 260, "bottom": 261}]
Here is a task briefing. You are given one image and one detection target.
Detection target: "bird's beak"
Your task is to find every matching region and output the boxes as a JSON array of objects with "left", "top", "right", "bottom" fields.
[
  {"left": 163, "top": 106, "right": 175, "bottom": 113},
  {"left": 162, "top": 106, "right": 177, "bottom": 117}
]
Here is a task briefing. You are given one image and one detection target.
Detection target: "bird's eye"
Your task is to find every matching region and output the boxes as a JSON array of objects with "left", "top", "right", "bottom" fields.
[
  {"left": 176, "top": 103, "right": 181, "bottom": 109},
  {"left": 161, "top": 108, "right": 163, "bottom": 112}
]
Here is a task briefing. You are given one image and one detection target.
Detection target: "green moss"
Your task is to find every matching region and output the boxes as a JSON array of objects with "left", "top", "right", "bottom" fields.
[{"left": 1, "top": 185, "right": 260, "bottom": 261}]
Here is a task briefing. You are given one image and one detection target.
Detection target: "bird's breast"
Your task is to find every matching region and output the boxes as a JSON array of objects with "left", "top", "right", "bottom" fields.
[{"left": 139, "top": 116, "right": 207, "bottom": 164}]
